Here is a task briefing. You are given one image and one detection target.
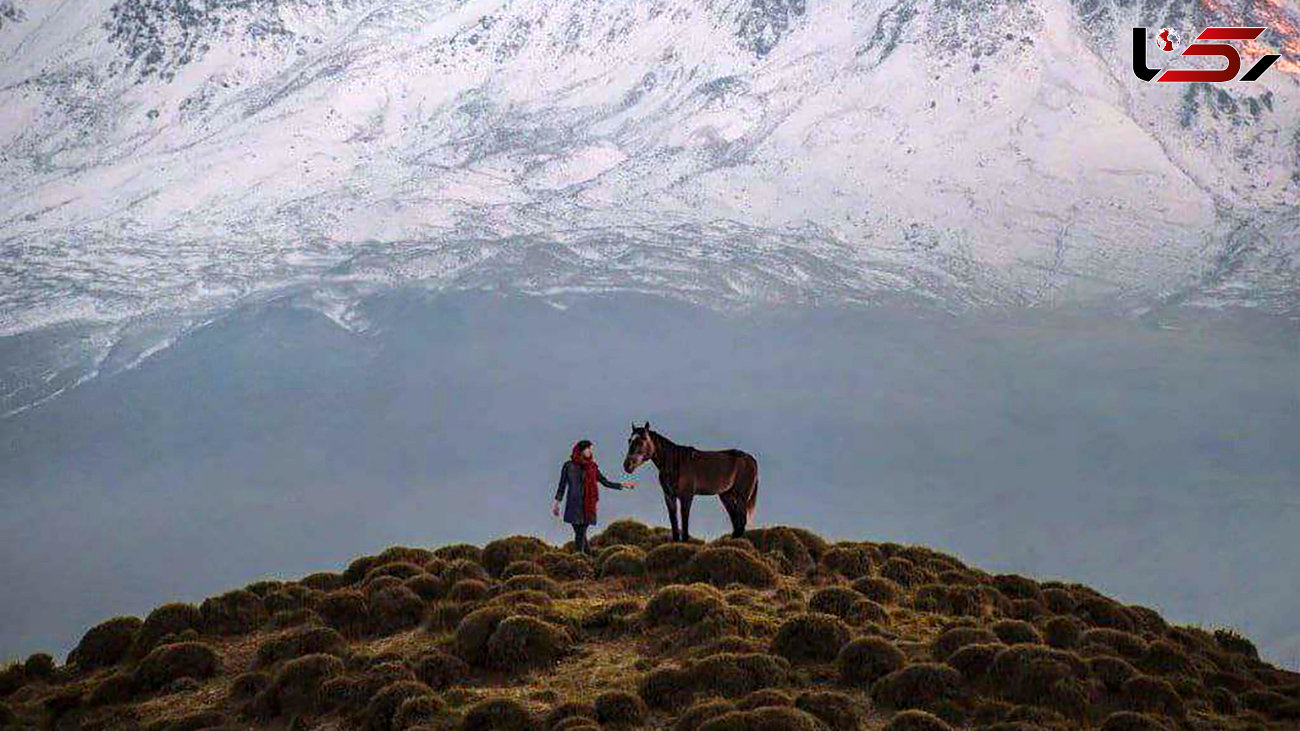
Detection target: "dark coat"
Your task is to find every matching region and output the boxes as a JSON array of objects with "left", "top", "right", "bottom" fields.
[{"left": 555, "top": 460, "right": 623, "bottom": 525}]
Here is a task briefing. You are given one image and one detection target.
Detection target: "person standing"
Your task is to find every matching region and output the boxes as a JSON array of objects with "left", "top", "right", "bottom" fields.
[{"left": 553, "top": 439, "right": 635, "bottom": 554}]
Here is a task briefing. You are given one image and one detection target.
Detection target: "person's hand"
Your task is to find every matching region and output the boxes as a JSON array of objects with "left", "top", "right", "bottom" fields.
[
  {"left": 551, "top": 500, "right": 560, "bottom": 517},
  {"left": 623, "top": 481, "right": 636, "bottom": 490}
]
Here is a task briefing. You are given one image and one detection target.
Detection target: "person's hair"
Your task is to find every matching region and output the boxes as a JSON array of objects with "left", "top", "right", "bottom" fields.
[{"left": 574, "top": 439, "right": 593, "bottom": 453}]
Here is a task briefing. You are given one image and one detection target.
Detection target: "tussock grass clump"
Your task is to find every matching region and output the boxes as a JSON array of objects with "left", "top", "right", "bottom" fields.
[
  {"left": 412, "top": 650, "right": 469, "bottom": 690},
  {"left": 644, "top": 584, "right": 729, "bottom": 627},
  {"left": 598, "top": 547, "right": 648, "bottom": 578},
  {"left": 88, "top": 672, "right": 136, "bottom": 706},
  {"left": 227, "top": 671, "right": 270, "bottom": 702},
  {"left": 594, "top": 690, "right": 646, "bottom": 727},
  {"left": 1074, "top": 596, "right": 1136, "bottom": 632},
  {"left": 404, "top": 573, "right": 445, "bottom": 601},
  {"left": 1080, "top": 629, "right": 1147, "bottom": 660},
  {"left": 735, "top": 688, "right": 793, "bottom": 710},
  {"left": 1041, "top": 587, "right": 1076, "bottom": 614},
  {"left": 454, "top": 606, "right": 512, "bottom": 666},
  {"left": 1136, "top": 640, "right": 1197, "bottom": 677},
  {"left": 932, "top": 627, "right": 1000, "bottom": 661},
  {"left": 675, "top": 700, "right": 736, "bottom": 731},
  {"left": 371, "top": 585, "right": 427, "bottom": 634},
  {"left": 879, "top": 557, "right": 925, "bottom": 588},
  {"left": 483, "top": 536, "right": 550, "bottom": 578},
  {"left": 264, "top": 653, "right": 344, "bottom": 718},
  {"left": 1089, "top": 655, "right": 1139, "bottom": 692},
  {"left": 949, "top": 643, "right": 1010, "bottom": 686},
  {"left": 685, "top": 547, "right": 776, "bottom": 588},
  {"left": 267, "top": 608, "right": 319, "bottom": 630},
  {"left": 582, "top": 599, "right": 643, "bottom": 635},
  {"left": 461, "top": 697, "right": 537, "bottom": 731},
  {"left": 365, "top": 576, "right": 404, "bottom": 596},
  {"left": 645, "top": 543, "right": 701, "bottom": 577},
  {"left": 794, "top": 690, "right": 860, "bottom": 731},
  {"left": 485, "top": 615, "right": 571, "bottom": 671},
  {"left": 394, "top": 694, "right": 444, "bottom": 729},
  {"left": 1043, "top": 616, "right": 1084, "bottom": 650},
  {"left": 745, "top": 527, "right": 815, "bottom": 573},
  {"left": 319, "top": 675, "right": 367, "bottom": 712},
  {"left": 441, "top": 558, "right": 490, "bottom": 585},
  {"left": 837, "top": 637, "right": 904, "bottom": 685},
  {"left": 851, "top": 576, "right": 901, "bottom": 605},
  {"left": 593, "top": 520, "right": 657, "bottom": 550},
  {"left": 134, "top": 603, "right": 203, "bottom": 657},
  {"left": 263, "top": 585, "right": 315, "bottom": 614},
  {"left": 300, "top": 571, "right": 346, "bottom": 592},
  {"left": 690, "top": 653, "right": 792, "bottom": 698},
  {"left": 991, "top": 620, "right": 1041, "bottom": 646},
  {"left": 1100, "top": 711, "right": 1171, "bottom": 731},
  {"left": 993, "top": 575, "right": 1042, "bottom": 603},
  {"left": 1239, "top": 688, "right": 1297, "bottom": 716},
  {"left": 365, "top": 561, "right": 426, "bottom": 585},
  {"left": 638, "top": 665, "right": 695, "bottom": 709},
  {"left": 433, "top": 543, "right": 482, "bottom": 563},
  {"left": 771, "top": 613, "right": 851, "bottom": 663},
  {"left": 364, "top": 680, "right": 435, "bottom": 731},
  {"left": 1121, "top": 675, "right": 1185, "bottom": 718},
  {"left": 872, "top": 663, "right": 966, "bottom": 711},
  {"left": 71, "top": 616, "right": 142, "bottom": 670},
  {"left": 986, "top": 645, "right": 1087, "bottom": 710},
  {"left": 448, "top": 579, "right": 491, "bottom": 602},
  {"left": 819, "top": 545, "right": 873, "bottom": 578},
  {"left": 882, "top": 710, "right": 955, "bottom": 731},
  {"left": 545, "top": 701, "right": 596, "bottom": 729},
  {"left": 1213, "top": 628, "right": 1259, "bottom": 660},
  {"left": 255, "top": 625, "right": 346, "bottom": 667},
  {"left": 913, "top": 584, "right": 987, "bottom": 617},
  {"left": 696, "top": 706, "right": 822, "bottom": 731},
  {"left": 134, "top": 642, "right": 219, "bottom": 692},
  {"left": 807, "top": 587, "right": 861, "bottom": 619},
  {"left": 317, "top": 589, "right": 370, "bottom": 636},
  {"left": 536, "top": 551, "right": 594, "bottom": 581},
  {"left": 500, "top": 560, "right": 545, "bottom": 580}
]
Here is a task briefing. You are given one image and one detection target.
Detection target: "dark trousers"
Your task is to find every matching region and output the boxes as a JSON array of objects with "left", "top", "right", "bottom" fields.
[{"left": 572, "top": 523, "right": 590, "bottom": 554}]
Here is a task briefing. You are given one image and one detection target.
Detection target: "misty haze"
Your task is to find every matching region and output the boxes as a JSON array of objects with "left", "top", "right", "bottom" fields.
[{"left": 2, "top": 292, "right": 1296, "bottom": 669}]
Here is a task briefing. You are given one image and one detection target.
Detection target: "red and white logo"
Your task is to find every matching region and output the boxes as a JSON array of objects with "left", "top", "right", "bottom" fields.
[{"left": 1132, "top": 27, "right": 1282, "bottom": 82}]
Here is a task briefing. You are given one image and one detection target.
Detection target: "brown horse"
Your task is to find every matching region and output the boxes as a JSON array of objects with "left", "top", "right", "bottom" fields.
[{"left": 622, "top": 423, "right": 759, "bottom": 541}]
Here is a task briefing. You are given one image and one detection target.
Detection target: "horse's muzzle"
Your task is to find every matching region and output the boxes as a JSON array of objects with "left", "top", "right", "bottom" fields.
[{"left": 623, "top": 458, "right": 639, "bottom": 474}]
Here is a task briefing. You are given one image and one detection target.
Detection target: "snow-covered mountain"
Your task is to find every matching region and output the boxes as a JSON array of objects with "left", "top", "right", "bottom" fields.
[{"left": 0, "top": 0, "right": 1297, "bottom": 413}]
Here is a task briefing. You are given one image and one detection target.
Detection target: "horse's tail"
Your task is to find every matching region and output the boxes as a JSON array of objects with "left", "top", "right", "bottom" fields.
[{"left": 745, "top": 463, "right": 759, "bottom": 523}]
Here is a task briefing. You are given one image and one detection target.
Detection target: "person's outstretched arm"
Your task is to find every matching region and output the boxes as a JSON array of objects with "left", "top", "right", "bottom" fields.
[{"left": 599, "top": 470, "right": 635, "bottom": 490}]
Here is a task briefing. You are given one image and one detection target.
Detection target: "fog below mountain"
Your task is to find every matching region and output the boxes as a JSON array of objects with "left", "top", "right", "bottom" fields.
[{"left": 0, "top": 292, "right": 1296, "bottom": 669}]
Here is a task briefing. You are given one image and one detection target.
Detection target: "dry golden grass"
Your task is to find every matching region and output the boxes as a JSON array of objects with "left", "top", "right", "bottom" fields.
[{"left": 3, "top": 522, "right": 1297, "bottom": 731}]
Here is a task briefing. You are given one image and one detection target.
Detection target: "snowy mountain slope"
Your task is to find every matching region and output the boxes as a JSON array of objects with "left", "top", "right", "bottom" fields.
[{"left": 0, "top": 0, "right": 1297, "bottom": 413}]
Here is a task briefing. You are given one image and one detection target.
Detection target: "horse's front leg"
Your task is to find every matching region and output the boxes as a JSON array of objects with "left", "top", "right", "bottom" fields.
[
  {"left": 662, "top": 489, "right": 681, "bottom": 542},
  {"left": 679, "top": 494, "right": 694, "bottom": 542}
]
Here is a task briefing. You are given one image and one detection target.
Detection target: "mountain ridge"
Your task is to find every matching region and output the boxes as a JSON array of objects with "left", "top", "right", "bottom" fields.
[{"left": 1, "top": 0, "right": 1297, "bottom": 341}]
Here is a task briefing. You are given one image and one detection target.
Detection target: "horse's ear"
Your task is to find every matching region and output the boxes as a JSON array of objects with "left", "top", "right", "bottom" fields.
[{"left": 644, "top": 421, "right": 651, "bottom": 431}]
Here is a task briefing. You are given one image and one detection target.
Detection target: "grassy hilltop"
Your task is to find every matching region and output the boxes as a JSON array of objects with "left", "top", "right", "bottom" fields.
[{"left": 1, "top": 521, "right": 1296, "bottom": 731}]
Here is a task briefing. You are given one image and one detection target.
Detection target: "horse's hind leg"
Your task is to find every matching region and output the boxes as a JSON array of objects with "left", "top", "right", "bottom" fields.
[
  {"left": 720, "top": 490, "right": 747, "bottom": 538},
  {"left": 663, "top": 491, "right": 681, "bottom": 542},
  {"left": 680, "top": 494, "right": 694, "bottom": 542}
]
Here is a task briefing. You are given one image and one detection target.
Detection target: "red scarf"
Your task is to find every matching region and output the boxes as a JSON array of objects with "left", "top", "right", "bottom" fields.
[{"left": 571, "top": 444, "right": 600, "bottom": 522}]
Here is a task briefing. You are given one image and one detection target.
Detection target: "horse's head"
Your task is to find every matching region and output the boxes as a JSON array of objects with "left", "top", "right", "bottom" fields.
[{"left": 623, "top": 422, "right": 654, "bottom": 473}]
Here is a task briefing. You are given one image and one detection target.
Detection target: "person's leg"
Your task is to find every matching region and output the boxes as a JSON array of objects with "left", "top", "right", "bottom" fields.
[{"left": 573, "top": 523, "right": 588, "bottom": 554}]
